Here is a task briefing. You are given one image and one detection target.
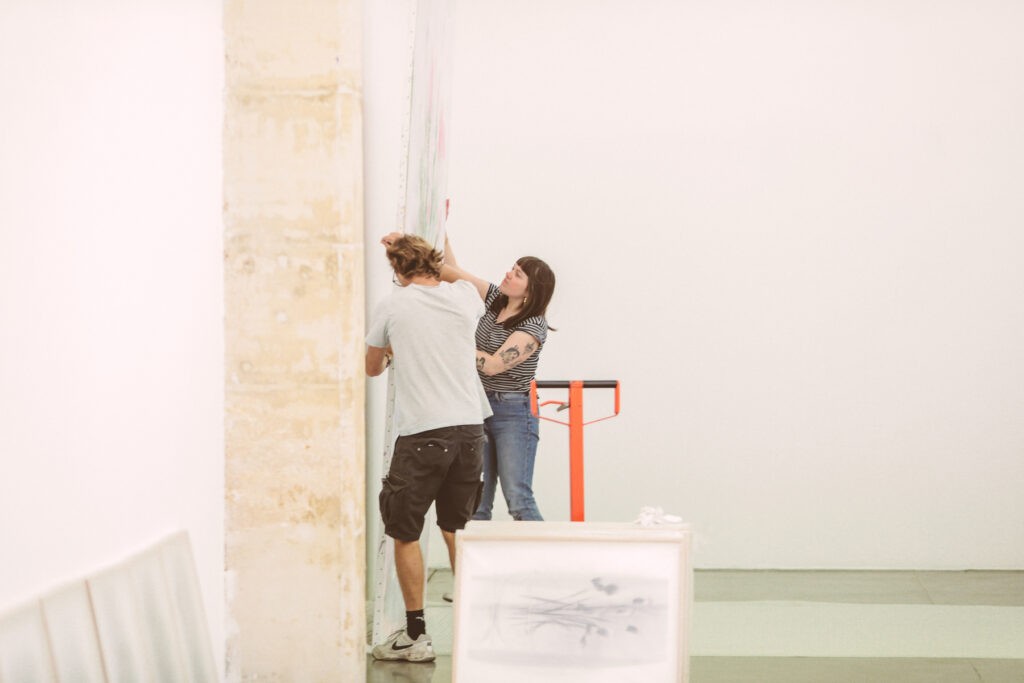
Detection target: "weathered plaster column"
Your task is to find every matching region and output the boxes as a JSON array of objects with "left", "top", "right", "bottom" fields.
[{"left": 223, "top": 1, "right": 365, "bottom": 681}]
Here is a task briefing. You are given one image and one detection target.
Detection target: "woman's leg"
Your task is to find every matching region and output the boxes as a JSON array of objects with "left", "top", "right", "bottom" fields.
[{"left": 492, "top": 397, "right": 543, "bottom": 521}]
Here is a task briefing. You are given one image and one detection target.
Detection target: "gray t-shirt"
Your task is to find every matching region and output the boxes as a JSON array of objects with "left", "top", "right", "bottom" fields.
[{"left": 366, "top": 280, "right": 492, "bottom": 436}]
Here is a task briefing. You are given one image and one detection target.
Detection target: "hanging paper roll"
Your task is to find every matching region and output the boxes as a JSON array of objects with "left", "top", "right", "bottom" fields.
[{"left": 371, "top": 0, "right": 456, "bottom": 649}]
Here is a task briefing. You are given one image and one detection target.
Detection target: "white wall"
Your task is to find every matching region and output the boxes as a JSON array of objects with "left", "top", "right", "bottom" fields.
[
  {"left": 366, "top": 0, "right": 1024, "bottom": 569},
  {"left": 0, "top": 0, "right": 225, "bottom": 668}
]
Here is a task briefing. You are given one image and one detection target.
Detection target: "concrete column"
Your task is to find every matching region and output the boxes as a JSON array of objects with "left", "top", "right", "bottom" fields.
[{"left": 223, "top": 1, "right": 365, "bottom": 681}]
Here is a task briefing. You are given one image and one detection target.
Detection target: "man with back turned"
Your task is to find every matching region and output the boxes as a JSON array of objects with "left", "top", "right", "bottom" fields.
[{"left": 365, "top": 234, "right": 490, "bottom": 662}]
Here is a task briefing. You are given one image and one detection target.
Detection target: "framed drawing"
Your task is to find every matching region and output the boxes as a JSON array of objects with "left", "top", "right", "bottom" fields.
[{"left": 452, "top": 521, "right": 692, "bottom": 683}]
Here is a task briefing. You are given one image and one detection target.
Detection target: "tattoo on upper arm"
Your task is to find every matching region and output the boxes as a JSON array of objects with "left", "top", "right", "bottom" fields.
[
  {"left": 525, "top": 341, "right": 536, "bottom": 353},
  {"left": 499, "top": 346, "right": 521, "bottom": 365},
  {"left": 476, "top": 356, "right": 485, "bottom": 371}
]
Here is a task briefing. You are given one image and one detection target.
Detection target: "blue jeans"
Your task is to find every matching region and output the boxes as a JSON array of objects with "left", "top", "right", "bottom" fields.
[{"left": 472, "top": 391, "right": 543, "bottom": 521}]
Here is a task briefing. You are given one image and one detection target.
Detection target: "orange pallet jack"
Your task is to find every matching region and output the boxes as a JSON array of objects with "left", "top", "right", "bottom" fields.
[{"left": 530, "top": 380, "right": 621, "bottom": 521}]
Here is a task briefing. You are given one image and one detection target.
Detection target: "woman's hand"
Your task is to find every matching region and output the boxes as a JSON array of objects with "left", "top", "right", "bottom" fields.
[{"left": 442, "top": 234, "right": 458, "bottom": 267}]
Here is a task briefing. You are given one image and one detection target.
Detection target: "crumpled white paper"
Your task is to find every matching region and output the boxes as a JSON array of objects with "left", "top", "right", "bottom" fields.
[{"left": 634, "top": 506, "right": 683, "bottom": 526}]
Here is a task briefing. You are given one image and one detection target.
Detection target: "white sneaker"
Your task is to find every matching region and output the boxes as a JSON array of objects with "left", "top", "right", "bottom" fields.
[
  {"left": 442, "top": 592, "right": 453, "bottom": 603},
  {"left": 371, "top": 629, "right": 435, "bottom": 662}
]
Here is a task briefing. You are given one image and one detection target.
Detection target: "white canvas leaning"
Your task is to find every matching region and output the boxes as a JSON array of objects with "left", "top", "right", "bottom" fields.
[
  {"left": 41, "top": 582, "right": 107, "bottom": 683},
  {"left": 0, "top": 601, "right": 56, "bottom": 683},
  {"left": 0, "top": 531, "right": 217, "bottom": 683},
  {"left": 452, "top": 521, "right": 693, "bottom": 683}
]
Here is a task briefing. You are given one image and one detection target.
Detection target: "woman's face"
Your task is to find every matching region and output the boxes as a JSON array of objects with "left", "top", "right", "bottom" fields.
[{"left": 499, "top": 262, "right": 530, "bottom": 300}]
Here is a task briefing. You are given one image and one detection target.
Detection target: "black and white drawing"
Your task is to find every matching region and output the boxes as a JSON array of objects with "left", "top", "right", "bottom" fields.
[
  {"left": 465, "top": 572, "right": 668, "bottom": 667},
  {"left": 452, "top": 523, "right": 692, "bottom": 682}
]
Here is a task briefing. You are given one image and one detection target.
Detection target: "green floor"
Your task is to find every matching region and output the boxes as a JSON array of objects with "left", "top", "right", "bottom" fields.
[{"left": 368, "top": 569, "right": 1024, "bottom": 682}]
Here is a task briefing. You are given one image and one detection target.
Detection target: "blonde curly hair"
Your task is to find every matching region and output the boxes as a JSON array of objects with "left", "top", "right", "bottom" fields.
[{"left": 386, "top": 234, "right": 443, "bottom": 280}]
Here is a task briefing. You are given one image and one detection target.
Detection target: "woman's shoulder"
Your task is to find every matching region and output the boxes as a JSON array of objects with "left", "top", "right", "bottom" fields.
[
  {"left": 519, "top": 314, "right": 547, "bottom": 327},
  {"left": 515, "top": 315, "right": 548, "bottom": 340}
]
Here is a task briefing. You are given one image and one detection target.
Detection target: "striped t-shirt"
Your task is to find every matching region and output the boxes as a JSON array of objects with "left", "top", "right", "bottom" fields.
[{"left": 475, "top": 283, "right": 548, "bottom": 392}]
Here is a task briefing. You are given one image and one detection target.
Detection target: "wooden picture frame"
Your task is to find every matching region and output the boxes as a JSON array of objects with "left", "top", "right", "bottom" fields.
[{"left": 452, "top": 521, "right": 692, "bottom": 682}]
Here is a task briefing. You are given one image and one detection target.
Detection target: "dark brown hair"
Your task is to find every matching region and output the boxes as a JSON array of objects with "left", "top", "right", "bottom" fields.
[
  {"left": 490, "top": 256, "right": 556, "bottom": 330},
  {"left": 386, "top": 235, "right": 443, "bottom": 280}
]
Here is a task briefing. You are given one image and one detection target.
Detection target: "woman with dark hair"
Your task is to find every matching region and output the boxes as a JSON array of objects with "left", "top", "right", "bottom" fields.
[
  {"left": 440, "top": 235, "right": 555, "bottom": 524},
  {"left": 380, "top": 231, "right": 556, "bottom": 524}
]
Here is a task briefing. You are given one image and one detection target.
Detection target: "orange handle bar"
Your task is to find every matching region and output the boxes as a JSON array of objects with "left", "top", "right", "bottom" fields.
[{"left": 530, "top": 380, "right": 621, "bottom": 425}]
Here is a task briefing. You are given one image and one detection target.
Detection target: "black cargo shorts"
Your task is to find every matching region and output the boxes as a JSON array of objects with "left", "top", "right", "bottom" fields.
[{"left": 378, "top": 424, "right": 484, "bottom": 542}]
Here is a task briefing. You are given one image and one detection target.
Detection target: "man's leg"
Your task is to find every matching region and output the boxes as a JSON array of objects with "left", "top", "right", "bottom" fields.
[
  {"left": 373, "top": 431, "right": 452, "bottom": 662},
  {"left": 441, "top": 529, "right": 457, "bottom": 573},
  {"left": 393, "top": 538, "right": 425, "bottom": 611},
  {"left": 440, "top": 529, "right": 458, "bottom": 603},
  {"left": 372, "top": 534, "right": 434, "bottom": 661},
  {"left": 436, "top": 425, "right": 484, "bottom": 605}
]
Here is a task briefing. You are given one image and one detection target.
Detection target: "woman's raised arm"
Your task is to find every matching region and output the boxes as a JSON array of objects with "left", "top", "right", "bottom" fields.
[{"left": 439, "top": 233, "right": 489, "bottom": 300}]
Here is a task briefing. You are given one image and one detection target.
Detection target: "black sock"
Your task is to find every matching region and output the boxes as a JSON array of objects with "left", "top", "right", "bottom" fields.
[{"left": 406, "top": 609, "right": 426, "bottom": 639}]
